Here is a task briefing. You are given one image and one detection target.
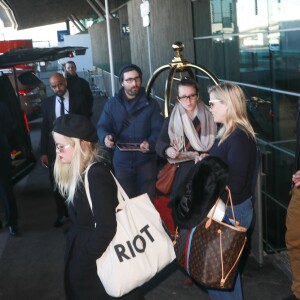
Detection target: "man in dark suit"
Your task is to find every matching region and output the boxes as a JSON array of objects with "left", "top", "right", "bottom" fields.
[
  {"left": 64, "top": 61, "right": 93, "bottom": 116},
  {"left": 40, "top": 73, "right": 91, "bottom": 227}
]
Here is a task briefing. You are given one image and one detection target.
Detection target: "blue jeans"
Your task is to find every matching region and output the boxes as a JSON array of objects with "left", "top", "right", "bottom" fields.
[
  {"left": 114, "top": 160, "right": 157, "bottom": 202},
  {"left": 207, "top": 197, "right": 253, "bottom": 300},
  {"left": 226, "top": 197, "right": 253, "bottom": 229}
]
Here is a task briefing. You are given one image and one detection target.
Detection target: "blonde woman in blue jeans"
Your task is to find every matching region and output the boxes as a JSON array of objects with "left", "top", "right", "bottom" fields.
[{"left": 207, "top": 82, "right": 257, "bottom": 300}]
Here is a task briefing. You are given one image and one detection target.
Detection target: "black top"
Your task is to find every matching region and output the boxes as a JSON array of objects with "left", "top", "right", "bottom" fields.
[{"left": 209, "top": 127, "right": 257, "bottom": 204}]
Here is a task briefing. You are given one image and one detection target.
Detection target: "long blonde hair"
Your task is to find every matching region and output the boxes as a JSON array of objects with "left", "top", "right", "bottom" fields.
[
  {"left": 53, "top": 136, "right": 104, "bottom": 204},
  {"left": 208, "top": 82, "right": 256, "bottom": 145}
]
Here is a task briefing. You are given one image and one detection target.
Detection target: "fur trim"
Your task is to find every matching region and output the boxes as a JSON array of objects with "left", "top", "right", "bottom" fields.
[{"left": 172, "top": 156, "right": 228, "bottom": 229}]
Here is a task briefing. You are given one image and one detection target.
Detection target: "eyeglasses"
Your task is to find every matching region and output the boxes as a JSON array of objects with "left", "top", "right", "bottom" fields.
[
  {"left": 55, "top": 144, "right": 71, "bottom": 153},
  {"left": 124, "top": 76, "right": 141, "bottom": 84},
  {"left": 209, "top": 99, "right": 222, "bottom": 108},
  {"left": 177, "top": 93, "right": 198, "bottom": 102}
]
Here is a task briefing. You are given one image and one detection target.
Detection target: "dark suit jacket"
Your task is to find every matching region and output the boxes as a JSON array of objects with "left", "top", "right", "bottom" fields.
[
  {"left": 40, "top": 91, "right": 91, "bottom": 162},
  {"left": 67, "top": 75, "right": 93, "bottom": 115}
]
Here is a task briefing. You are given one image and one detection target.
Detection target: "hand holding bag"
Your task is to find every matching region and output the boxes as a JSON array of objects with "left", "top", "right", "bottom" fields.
[
  {"left": 156, "top": 121, "right": 202, "bottom": 195},
  {"left": 84, "top": 166, "right": 176, "bottom": 297},
  {"left": 174, "top": 187, "right": 247, "bottom": 289}
]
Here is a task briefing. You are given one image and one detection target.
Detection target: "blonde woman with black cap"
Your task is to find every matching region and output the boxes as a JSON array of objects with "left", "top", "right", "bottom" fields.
[{"left": 52, "top": 114, "right": 144, "bottom": 299}]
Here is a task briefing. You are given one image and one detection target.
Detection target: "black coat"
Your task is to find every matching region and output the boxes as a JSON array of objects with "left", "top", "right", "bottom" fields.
[
  {"left": 171, "top": 156, "right": 229, "bottom": 229},
  {"left": 66, "top": 75, "right": 93, "bottom": 116},
  {"left": 65, "top": 162, "right": 144, "bottom": 300}
]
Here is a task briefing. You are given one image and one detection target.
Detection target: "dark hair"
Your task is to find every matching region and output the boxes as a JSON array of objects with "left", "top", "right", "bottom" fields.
[
  {"left": 177, "top": 78, "right": 200, "bottom": 95},
  {"left": 65, "top": 61, "right": 76, "bottom": 67},
  {"left": 118, "top": 64, "right": 143, "bottom": 83}
]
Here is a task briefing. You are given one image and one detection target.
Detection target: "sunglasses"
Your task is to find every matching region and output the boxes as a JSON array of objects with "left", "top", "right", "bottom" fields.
[
  {"left": 209, "top": 99, "right": 222, "bottom": 108},
  {"left": 55, "top": 144, "right": 71, "bottom": 153}
]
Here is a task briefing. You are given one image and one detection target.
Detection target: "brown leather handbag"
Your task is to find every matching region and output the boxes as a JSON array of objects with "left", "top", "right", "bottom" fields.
[
  {"left": 174, "top": 187, "right": 247, "bottom": 289},
  {"left": 156, "top": 162, "right": 178, "bottom": 195}
]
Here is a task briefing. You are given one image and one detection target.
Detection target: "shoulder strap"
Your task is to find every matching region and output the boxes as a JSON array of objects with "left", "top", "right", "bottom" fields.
[
  {"left": 114, "top": 106, "right": 146, "bottom": 143},
  {"left": 84, "top": 165, "right": 127, "bottom": 215},
  {"left": 109, "top": 171, "right": 129, "bottom": 204},
  {"left": 84, "top": 164, "right": 95, "bottom": 213},
  {"left": 84, "top": 164, "right": 97, "bottom": 228}
]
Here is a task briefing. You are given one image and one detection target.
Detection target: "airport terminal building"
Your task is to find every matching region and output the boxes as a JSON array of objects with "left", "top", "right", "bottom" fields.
[
  {"left": 2, "top": 0, "right": 299, "bottom": 258},
  {"left": 86, "top": 0, "right": 300, "bottom": 257}
]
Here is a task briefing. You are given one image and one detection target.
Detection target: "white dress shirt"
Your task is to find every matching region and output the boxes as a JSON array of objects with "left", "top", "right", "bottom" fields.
[{"left": 55, "top": 90, "right": 70, "bottom": 118}]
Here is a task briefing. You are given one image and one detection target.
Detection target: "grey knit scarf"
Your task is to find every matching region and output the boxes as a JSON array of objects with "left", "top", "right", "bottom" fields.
[{"left": 168, "top": 101, "right": 216, "bottom": 152}]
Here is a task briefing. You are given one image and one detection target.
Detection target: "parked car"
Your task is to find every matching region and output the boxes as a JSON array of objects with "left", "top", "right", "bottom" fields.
[
  {"left": 0, "top": 46, "right": 87, "bottom": 184},
  {"left": 5, "top": 69, "right": 47, "bottom": 120}
]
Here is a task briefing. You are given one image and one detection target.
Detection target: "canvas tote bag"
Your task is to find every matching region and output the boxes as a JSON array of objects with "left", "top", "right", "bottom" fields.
[{"left": 84, "top": 166, "right": 176, "bottom": 297}]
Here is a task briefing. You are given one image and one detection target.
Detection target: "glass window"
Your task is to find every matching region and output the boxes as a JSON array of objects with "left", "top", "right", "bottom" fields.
[
  {"left": 194, "top": 38, "right": 225, "bottom": 79},
  {"left": 270, "top": 30, "right": 300, "bottom": 93},
  {"left": 268, "top": 0, "right": 300, "bottom": 26},
  {"left": 243, "top": 86, "right": 298, "bottom": 142},
  {"left": 236, "top": 0, "right": 268, "bottom": 33},
  {"left": 239, "top": 32, "right": 271, "bottom": 87},
  {"left": 192, "top": 0, "right": 300, "bottom": 254}
]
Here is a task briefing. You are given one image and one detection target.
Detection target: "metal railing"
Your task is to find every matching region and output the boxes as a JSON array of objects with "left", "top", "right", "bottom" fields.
[{"left": 252, "top": 138, "right": 295, "bottom": 264}]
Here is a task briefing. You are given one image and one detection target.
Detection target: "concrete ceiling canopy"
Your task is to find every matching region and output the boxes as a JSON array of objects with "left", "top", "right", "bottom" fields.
[
  {"left": 2, "top": 0, "right": 129, "bottom": 30},
  {"left": 4, "top": 0, "right": 96, "bottom": 29},
  {"left": 0, "top": 0, "right": 17, "bottom": 29}
]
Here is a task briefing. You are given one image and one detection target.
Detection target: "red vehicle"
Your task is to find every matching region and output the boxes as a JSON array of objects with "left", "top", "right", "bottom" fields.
[
  {"left": 0, "top": 39, "right": 33, "bottom": 54},
  {"left": 0, "top": 40, "right": 46, "bottom": 120}
]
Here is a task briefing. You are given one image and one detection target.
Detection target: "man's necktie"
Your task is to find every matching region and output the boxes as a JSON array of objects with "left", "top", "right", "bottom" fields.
[{"left": 59, "top": 96, "right": 65, "bottom": 116}]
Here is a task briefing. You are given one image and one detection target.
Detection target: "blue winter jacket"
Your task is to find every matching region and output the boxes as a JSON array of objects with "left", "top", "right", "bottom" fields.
[{"left": 97, "top": 87, "right": 164, "bottom": 168}]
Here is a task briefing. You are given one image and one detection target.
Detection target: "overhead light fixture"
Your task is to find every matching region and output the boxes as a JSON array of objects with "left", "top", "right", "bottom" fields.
[{"left": 140, "top": 1, "right": 150, "bottom": 27}]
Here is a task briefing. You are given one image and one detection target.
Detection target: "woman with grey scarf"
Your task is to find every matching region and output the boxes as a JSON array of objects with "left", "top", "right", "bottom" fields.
[
  {"left": 156, "top": 78, "right": 216, "bottom": 204},
  {"left": 155, "top": 77, "right": 216, "bottom": 287}
]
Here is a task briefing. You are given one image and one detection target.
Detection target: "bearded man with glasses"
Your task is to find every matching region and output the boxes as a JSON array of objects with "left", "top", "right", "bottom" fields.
[{"left": 97, "top": 64, "right": 163, "bottom": 202}]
